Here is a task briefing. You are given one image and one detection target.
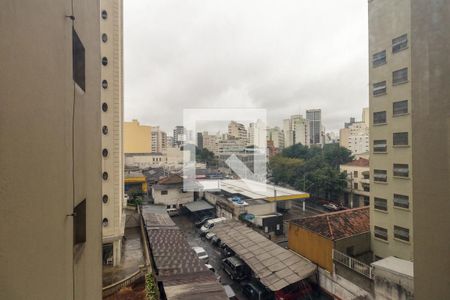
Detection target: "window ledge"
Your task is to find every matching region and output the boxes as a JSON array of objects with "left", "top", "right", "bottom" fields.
[
  {"left": 392, "top": 47, "right": 409, "bottom": 54},
  {"left": 393, "top": 176, "right": 410, "bottom": 180},
  {"left": 373, "top": 62, "right": 387, "bottom": 68},
  {"left": 373, "top": 151, "right": 388, "bottom": 154},
  {"left": 393, "top": 113, "right": 410, "bottom": 117},
  {"left": 393, "top": 80, "right": 409, "bottom": 86},
  {"left": 373, "top": 123, "right": 388, "bottom": 126},
  {"left": 393, "top": 206, "right": 411, "bottom": 212},
  {"left": 374, "top": 208, "right": 388, "bottom": 214},
  {"left": 394, "top": 237, "right": 411, "bottom": 245},
  {"left": 374, "top": 237, "right": 389, "bottom": 244},
  {"left": 373, "top": 181, "right": 388, "bottom": 185},
  {"left": 373, "top": 93, "right": 387, "bottom": 97},
  {"left": 393, "top": 145, "right": 410, "bottom": 148}
]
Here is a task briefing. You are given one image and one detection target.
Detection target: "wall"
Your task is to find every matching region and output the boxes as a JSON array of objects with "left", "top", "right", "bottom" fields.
[
  {"left": 288, "top": 223, "right": 333, "bottom": 272},
  {"left": 334, "top": 232, "right": 371, "bottom": 257},
  {"left": 246, "top": 201, "right": 276, "bottom": 216},
  {"left": 0, "top": 0, "right": 102, "bottom": 299},
  {"left": 318, "top": 268, "right": 372, "bottom": 300},
  {"left": 153, "top": 188, "right": 193, "bottom": 208},
  {"left": 372, "top": 267, "right": 413, "bottom": 300},
  {"left": 124, "top": 120, "right": 152, "bottom": 153},
  {"left": 410, "top": 1, "right": 450, "bottom": 299}
]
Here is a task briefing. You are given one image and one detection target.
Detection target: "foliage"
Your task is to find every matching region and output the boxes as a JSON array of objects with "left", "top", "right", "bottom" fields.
[
  {"left": 145, "top": 272, "right": 158, "bottom": 300},
  {"left": 269, "top": 143, "right": 351, "bottom": 200},
  {"left": 195, "top": 147, "right": 218, "bottom": 167}
]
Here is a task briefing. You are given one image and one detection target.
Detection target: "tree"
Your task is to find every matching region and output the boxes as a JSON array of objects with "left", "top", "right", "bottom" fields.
[
  {"left": 323, "top": 143, "right": 354, "bottom": 169},
  {"left": 268, "top": 155, "right": 304, "bottom": 186}
]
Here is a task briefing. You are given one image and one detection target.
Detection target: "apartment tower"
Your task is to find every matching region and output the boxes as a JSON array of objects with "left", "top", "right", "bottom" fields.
[
  {"left": 0, "top": 1, "right": 102, "bottom": 299},
  {"left": 101, "top": 0, "right": 125, "bottom": 266},
  {"left": 306, "top": 109, "right": 322, "bottom": 145}
]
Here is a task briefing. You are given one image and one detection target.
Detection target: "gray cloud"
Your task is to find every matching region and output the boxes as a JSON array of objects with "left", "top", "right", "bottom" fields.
[{"left": 124, "top": 0, "right": 368, "bottom": 134}]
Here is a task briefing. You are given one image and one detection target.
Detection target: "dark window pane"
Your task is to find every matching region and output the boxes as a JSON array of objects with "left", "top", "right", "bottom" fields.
[
  {"left": 374, "top": 169, "right": 387, "bottom": 182},
  {"left": 393, "top": 163, "right": 409, "bottom": 177},
  {"left": 393, "top": 68, "right": 408, "bottom": 85},
  {"left": 373, "top": 50, "right": 386, "bottom": 67},
  {"left": 72, "top": 28, "right": 85, "bottom": 91},
  {"left": 373, "top": 111, "right": 387, "bottom": 124},
  {"left": 393, "top": 132, "right": 409, "bottom": 146},
  {"left": 374, "top": 139, "right": 387, "bottom": 152},
  {"left": 393, "top": 194, "right": 409, "bottom": 209},
  {"left": 374, "top": 197, "right": 387, "bottom": 211},
  {"left": 394, "top": 225, "right": 410, "bottom": 241},
  {"left": 74, "top": 199, "right": 86, "bottom": 245},
  {"left": 374, "top": 226, "right": 388, "bottom": 240},
  {"left": 373, "top": 81, "right": 387, "bottom": 96},
  {"left": 392, "top": 34, "right": 408, "bottom": 53},
  {"left": 393, "top": 100, "right": 408, "bottom": 116}
]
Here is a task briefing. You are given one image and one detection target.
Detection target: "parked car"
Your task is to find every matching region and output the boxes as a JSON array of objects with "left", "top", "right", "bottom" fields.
[
  {"left": 274, "top": 281, "right": 313, "bottom": 300},
  {"left": 222, "top": 256, "right": 250, "bottom": 281},
  {"left": 200, "top": 217, "right": 226, "bottom": 235},
  {"left": 211, "top": 235, "right": 221, "bottom": 246},
  {"left": 192, "top": 246, "right": 208, "bottom": 263},
  {"left": 167, "top": 208, "right": 179, "bottom": 216},
  {"left": 323, "top": 203, "right": 339, "bottom": 211},
  {"left": 205, "top": 232, "right": 216, "bottom": 240},
  {"left": 205, "top": 263, "right": 215, "bottom": 273},
  {"left": 221, "top": 244, "right": 235, "bottom": 258},
  {"left": 195, "top": 216, "right": 212, "bottom": 228},
  {"left": 242, "top": 281, "right": 274, "bottom": 300}
]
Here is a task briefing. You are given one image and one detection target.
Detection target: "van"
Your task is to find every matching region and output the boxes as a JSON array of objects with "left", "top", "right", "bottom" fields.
[
  {"left": 222, "top": 256, "right": 250, "bottom": 281},
  {"left": 167, "top": 208, "right": 179, "bottom": 216},
  {"left": 200, "top": 217, "right": 226, "bottom": 235}
]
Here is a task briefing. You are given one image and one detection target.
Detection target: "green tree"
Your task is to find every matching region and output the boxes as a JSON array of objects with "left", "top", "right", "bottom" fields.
[
  {"left": 323, "top": 143, "right": 354, "bottom": 169},
  {"left": 269, "top": 155, "right": 304, "bottom": 186}
]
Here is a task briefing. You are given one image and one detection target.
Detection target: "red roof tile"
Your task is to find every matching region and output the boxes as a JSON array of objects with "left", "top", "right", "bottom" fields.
[
  {"left": 342, "top": 158, "right": 369, "bottom": 167},
  {"left": 157, "top": 174, "right": 184, "bottom": 185},
  {"left": 291, "top": 207, "right": 369, "bottom": 240}
]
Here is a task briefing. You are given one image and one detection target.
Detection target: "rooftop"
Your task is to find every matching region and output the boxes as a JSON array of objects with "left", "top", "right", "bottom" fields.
[
  {"left": 197, "top": 179, "right": 309, "bottom": 201},
  {"left": 371, "top": 256, "right": 414, "bottom": 278},
  {"left": 342, "top": 158, "right": 370, "bottom": 167},
  {"left": 290, "top": 207, "right": 369, "bottom": 240},
  {"left": 212, "top": 220, "right": 316, "bottom": 291},
  {"left": 183, "top": 200, "right": 214, "bottom": 213}
]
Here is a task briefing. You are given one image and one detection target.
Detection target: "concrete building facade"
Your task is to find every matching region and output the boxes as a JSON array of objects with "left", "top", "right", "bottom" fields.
[
  {"left": 267, "top": 127, "right": 285, "bottom": 150},
  {"left": 283, "top": 114, "right": 309, "bottom": 148},
  {"left": 124, "top": 119, "right": 152, "bottom": 153},
  {"left": 0, "top": 1, "right": 102, "bottom": 298},
  {"left": 100, "top": 0, "right": 125, "bottom": 267},
  {"left": 340, "top": 158, "right": 370, "bottom": 208},
  {"left": 340, "top": 108, "right": 370, "bottom": 155},
  {"left": 306, "top": 109, "right": 323, "bottom": 146},
  {"left": 151, "top": 126, "right": 167, "bottom": 153},
  {"left": 228, "top": 121, "right": 248, "bottom": 141},
  {"left": 369, "top": 0, "right": 414, "bottom": 261}
]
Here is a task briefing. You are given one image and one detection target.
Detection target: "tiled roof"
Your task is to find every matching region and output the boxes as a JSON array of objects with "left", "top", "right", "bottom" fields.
[
  {"left": 212, "top": 221, "right": 316, "bottom": 291},
  {"left": 342, "top": 158, "right": 369, "bottom": 167},
  {"left": 158, "top": 174, "right": 184, "bottom": 185},
  {"left": 290, "top": 207, "right": 369, "bottom": 240}
]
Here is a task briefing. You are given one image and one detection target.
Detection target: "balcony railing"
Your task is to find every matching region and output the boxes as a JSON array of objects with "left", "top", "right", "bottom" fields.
[{"left": 332, "top": 249, "right": 373, "bottom": 279}]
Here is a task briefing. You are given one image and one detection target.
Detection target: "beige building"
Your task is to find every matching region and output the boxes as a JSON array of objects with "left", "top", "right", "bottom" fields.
[
  {"left": 340, "top": 158, "right": 370, "bottom": 208},
  {"left": 0, "top": 1, "right": 102, "bottom": 299},
  {"left": 369, "top": 0, "right": 414, "bottom": 262},
  {"left": 124, "top": 119, "right": 152, "bottom": 153},
  {"left": 202, "top": 132, "right": 219, "bottom": 153},
  {"left": 339, "top": 108, "right": 370, "bottom": 155},
  {"left": 267, "top": 127, "right": 285, "bottom": 150},
  {"left": 101, "top": 0, "right": 125, "bottom": 266},
  {"left": 228, "top": 121, "right": 248, "bottom": 141},
  {"left": 283, "top": 115, "right": 309, "bottom": 148},
  {"left": 151, "top": 126, "right": 168, "bottom": 153}
]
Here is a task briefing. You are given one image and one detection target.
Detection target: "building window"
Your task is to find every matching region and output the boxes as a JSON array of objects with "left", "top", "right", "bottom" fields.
[
  {"left": 166, "top": 205, "right": 170, "bottom": 209},
  {"left": 353, "top": 182, "right": 358, "bottom": 190},
  {"left": 393, "top": 194, "right": 409, "bottom": 209},
  {"left": 373, "top": 111, "right": 387, "bottom": 124},
  {"left": 102, "top": 172, "right": 108, "bottom": 180},
  {"left": 102, "top": 194, "right": 109, "bottom": 204},
  {"left": 102, "top": 148, "right": 108, "bottom": 157},
  {"left": 372, "top": 50, "right": 386, "bottom": 67},
  {"left": 374, "top": 169, "right": 387, "bottom": 182},
  {"left": 161, "top": 190, "right": 168, "bottom": 195},
  {"left": 72, "top": 28, "right": 85, "bottom": 92},
  {"left": 373, "top": 140, "right": 387, "bottom": 153},
  {"left": 393, "top": 164, "right": 409, "bottom": 177},
  {"left": 102, "top": 57, "right": 108, "bottom": 66},
  {"left": 393, "top": 100, "right": 408, "bottom": 116},
  {"left": 102, "top": 218, "right": 109, "bottom": 227},
  {"left": 102, "top": 125, "right": 108, "bottom": 135},
  {"left": 394, "top": 225, "right": 410, "bottom": 242},
  {"left": 393, "top": 132, "right": 409, "bottom": 146},
  {"left": 374, "top": 226, "right": 388, "bottom": 241},
  {"left": 74, "top": 199, "right": 86, "bottom": 245},
  {"left": 353, "top": 171, "right": 358, "bottom": 178},
  {"left": 102, "top": 80, "right": 108, "bottom": 89},
  {"left": 392, "top": 34, "right": 408, "bottom": 53},
  {"left": 101, "top": 10, "right": 108, "bottom": 20},
  {"left": 374, "top": 197, "right": 388, "bottom": 211},
  {"left": 102, "top": 102, "right": 108, "bottom": 112},
  {"left": 102, "top": 33, "right": 108, "bottom": 43},
  {"left": 373, "top": 81, "right": 387, "bottom": 96},
  {"left": 393, "top": 68, "right": 408, "bottom": 85}
]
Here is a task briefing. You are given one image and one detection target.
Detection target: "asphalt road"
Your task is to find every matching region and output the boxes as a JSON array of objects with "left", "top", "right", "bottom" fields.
[{"left": 172, "top": 215, "right": 249, "bottom": 300}]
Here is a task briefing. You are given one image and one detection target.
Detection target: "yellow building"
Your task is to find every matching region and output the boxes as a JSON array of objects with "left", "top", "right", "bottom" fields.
[
  {"left": 101, "top": 0, "right": 125, "bottom": 267},
  {"left": 0, "top": 1, "right": 102, "bottom": 299},
  {"left": 124, "top": 119, "right": 152, "bottom": 153}
]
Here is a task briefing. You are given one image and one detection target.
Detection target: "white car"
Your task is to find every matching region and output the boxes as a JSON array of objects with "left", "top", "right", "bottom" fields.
[
  {"left": 205, "top": 232, "right": 216, "bottom": 240},
  {"left": 200, "top": 217, "right": 227, "bottom": 235},
  {"left": 192, "top": 246, "right": 209, "bottom": 263},
  {"left": 205, "top": 263, "right": 215, "bottom": 273}
]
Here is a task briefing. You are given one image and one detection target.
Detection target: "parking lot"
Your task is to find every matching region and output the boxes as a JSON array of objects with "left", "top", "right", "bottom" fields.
[{"left": 172, "top": 214, "right": 249, "bottom": 300}]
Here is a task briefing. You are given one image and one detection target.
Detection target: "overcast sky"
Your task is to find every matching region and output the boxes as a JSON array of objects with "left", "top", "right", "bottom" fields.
[{"left": 124, "top": 0, "right": 368, "bottom": 135}]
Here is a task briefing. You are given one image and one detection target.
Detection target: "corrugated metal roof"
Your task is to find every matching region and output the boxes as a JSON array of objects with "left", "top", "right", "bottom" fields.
[
  {"left": 211, "top": 221, "right": 316, "bottom": 291},
  {"left": 183, "top": 200, "right": 214, "bottom": 212}
]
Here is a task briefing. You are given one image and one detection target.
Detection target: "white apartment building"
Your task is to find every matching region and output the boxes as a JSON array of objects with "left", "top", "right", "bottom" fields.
[
  {"left": 217, "top": 139, "right": 247, "bottom": 154},
  {"left": 228, "top": 121, "right": 248, "bottom": 141},
  {"left": 202, "top": 132, "right": 219, "bottom": 154},
  {"left": 340, "top": 158, "right": 370, "bottom": 208},
  {"left": 248, "top": 119, "right": 267, "bottom": 149},
  {"left": 267, "top": 127, "right": 285, "bottom": 150},
  {"left": 340, "top": 108, "right": 370, "bottom": 155},
  {"left": 283, "top": 115, "right": 309, "bottom": 148},
  {"left": 101, "top": 0, "right": 125, "bottom": 266}
]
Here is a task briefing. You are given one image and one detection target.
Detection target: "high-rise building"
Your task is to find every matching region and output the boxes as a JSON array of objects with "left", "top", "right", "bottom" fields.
[
  {"left": 306, "top": 109, "right": 322, "bottom": 145},
  {"left": 267, "top": 127, "right": 285, "bottom": 150},
  {"left": 202, "top": 132, "right": 219, "bottom": 154},
  {"left": 0, "top": 1, "right": 102, "bottom": 298},
  {"left": 151, "top": 126, "right": 168, "bottom": 153},
  {"left": 173, "top": 125, "right": 185, "bottom": 147},
  {"left": 369, "top": 0, "right": 414, "bottom": 262},
  {"left": 283, "top": 115, "right": 309, "bottom": 148},
  {"left": 101, "top": 0, "right": 124, "bottom": 267},
  {"left": 124, "top": 119, "right": 152, "bottom": 153},
  {"left": 339, "top": 108, "right": 370, "bottom": 155},
  {"left": 228, "top": 121, "right": 248, "bottom": 141},
  {"left": 248, "top": 119, "right": 267, "bottom": 149}
]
